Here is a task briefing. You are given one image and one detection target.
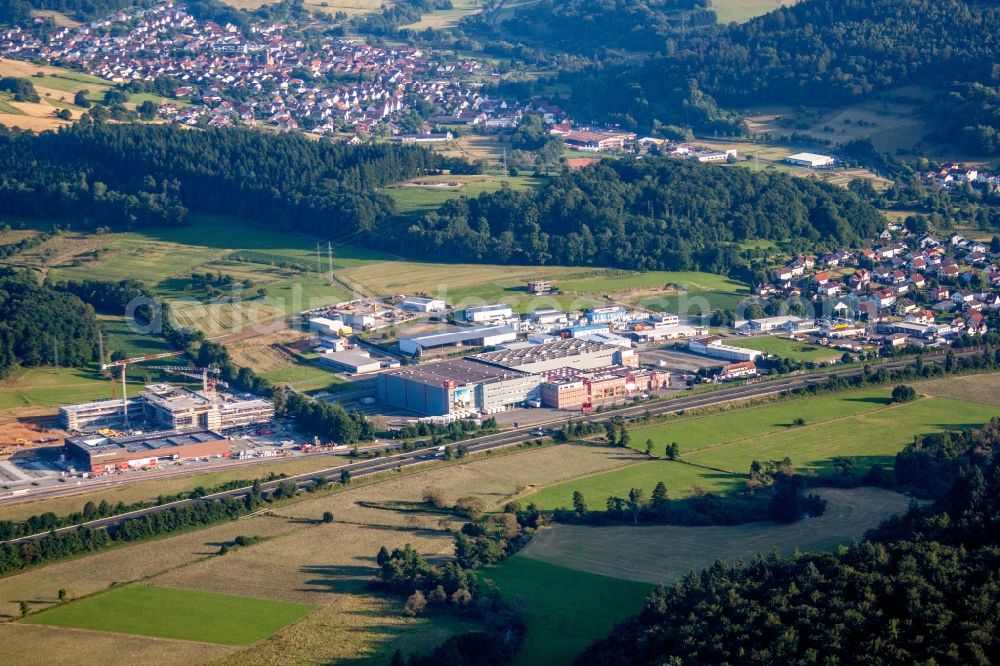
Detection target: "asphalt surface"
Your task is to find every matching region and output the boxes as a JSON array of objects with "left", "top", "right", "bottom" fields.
[{"left": 0, "top": 351, "right": 970, "bottom": 545}]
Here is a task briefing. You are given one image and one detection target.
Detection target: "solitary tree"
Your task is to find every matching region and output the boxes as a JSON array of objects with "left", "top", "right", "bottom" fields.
[
  {"left": 891, "top": 385, "right": 917, "bottom": 403},
  {"left": 572, "top": 490, "right": 588, "bottom": 517},
  {"left": 322, "top": 511, "right": 334, "bottom": 523},
  {"left": 627, "top": 488, "right": 645, "bottom": 524},
  {"left": 651, "top": 481, "right": 669, "bottom": 514},
  {"left": 340, "top": 469, "right": 351, "bottom": 485},
  {"left": 645, "top": 438, "right": 655, "bottom": 456},
  {"left": 57, "top": 589, "right": 67, "bottom": 602},
  {"left": 403, "top": 590, "right": 426, "bottom": 617},
  {"left": 19, "top": 601, "right": 29, "bottom": 617},
  {"left": 665, "top": 443, "right": 680, "bottom": 460}
]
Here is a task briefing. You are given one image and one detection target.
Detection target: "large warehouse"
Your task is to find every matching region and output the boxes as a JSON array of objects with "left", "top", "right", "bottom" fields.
[
  {"left": 785, "top": 152, "right": 835, "bottom": 168},
  {"left": 398, "top": 325, "right": 516, "bottom": 356},
  {"left": 66, "top": 429, "right": 229, "bottom": 474},
  {"left": 377, "top": 359, "right": 540, "bottom": 416},
  {"left": 688, "top": 336, "right": 762, "bottom": 362},
  {"left": 473, "top": 338, "right": 630, "bottom": 374}
]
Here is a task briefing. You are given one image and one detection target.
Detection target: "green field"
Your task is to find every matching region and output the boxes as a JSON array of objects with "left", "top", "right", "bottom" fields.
[
  {"left": 684, "top": 395, "right": 998, "bottom": 474},
  {"left": 712, "top": 0, "right": 800, "bottom": 24},
  {"left": 384, "top": 175, "right": 547, "bottom": 216},
  {"left": 524, "top": 390, "right": 999, "bottom": 510},
  {"left": 526, "top": 459, "right": 744, "bottom": 510},
  {"left": 727, "top": 335, "right": 841, "bottom": 362},
  {"left": 557, "top": 270, "right": 749, "bottom": 313},
  {"left": 628, "top": 388, "right": 893, "bottom": 457},
  {"left": 481, "top": 557, "right": 650, "bottom": 666},
  {"left": 98, "top": 314, "right": 175, "bottom": 359},
  {"left": 0, "top": 367, "right": 117, "bottom": 411},
  {"left": 23, "top": 584, "right": 313, "bottom": 645},
  {"left": 260, "top": 362, "right": 350, "bottom": 393}
]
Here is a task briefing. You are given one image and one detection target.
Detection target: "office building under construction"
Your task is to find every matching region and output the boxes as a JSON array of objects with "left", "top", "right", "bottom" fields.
[{"left": 59, "top": 383, "right": 274, "bottom": 433}]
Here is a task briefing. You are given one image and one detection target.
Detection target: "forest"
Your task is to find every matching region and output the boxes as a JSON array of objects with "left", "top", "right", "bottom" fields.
[
  {"left": 0, "top": 122, "right": 456, "bottom": 233},
  {"left": 0, "top": 269, "right": 99, "bottom": 377},
  {"left": 484, "top": 0, "right": 1000, "bottom": 133},
  {"left": 399, "top": 157, "right": 884, "bottom": 272},
  {"left": 925, "top": 83, "right": 1000, "bottom": 156},
  {"left": 577, "top": 417, "right": 1000, "bottom": 665}
]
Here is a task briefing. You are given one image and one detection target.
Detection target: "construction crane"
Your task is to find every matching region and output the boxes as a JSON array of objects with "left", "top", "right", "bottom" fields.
[
  {"left": 101, "top": 351, "right": 185, "bottom": 428},
  {"left": 142, "top": 365, "right": 227, "bottom": 392}
]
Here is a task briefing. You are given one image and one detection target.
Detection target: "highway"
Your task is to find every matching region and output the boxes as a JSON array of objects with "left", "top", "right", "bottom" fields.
[{"left": 0, "top": 350, "right": 968, "bottom": 545}]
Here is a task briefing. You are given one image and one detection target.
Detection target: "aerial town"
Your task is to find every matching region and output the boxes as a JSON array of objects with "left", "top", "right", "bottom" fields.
[{"left": 1, "top": 0, "right": 999, "bottom": 662}]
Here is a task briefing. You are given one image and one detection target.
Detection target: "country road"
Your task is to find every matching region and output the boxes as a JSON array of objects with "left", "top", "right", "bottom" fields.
[{"left": 0, "top": 350, "right": 970, "bottom": 545}]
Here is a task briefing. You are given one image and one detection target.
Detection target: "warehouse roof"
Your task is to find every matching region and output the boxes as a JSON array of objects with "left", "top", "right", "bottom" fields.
[
  {"left": 400, "top": 325, "right": 515, "bottom": 349},
  {"left": 67, "top": 429, "right": 226, "bottom": 456},
  {"left": 383, "top": 358, "right": 530, "bottom": 385},
  {"left": 473, "top": 338, "right": 615, "bottom": 368}
]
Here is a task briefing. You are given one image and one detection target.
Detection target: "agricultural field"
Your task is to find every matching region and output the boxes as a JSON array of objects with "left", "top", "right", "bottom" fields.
[
  {"left": 726, "top": 335, "right": 842, "bottom": 362},
  {"left": 521, "top": 486, "right": 914, "bottom": 584},
  {"left": 0, "top": 623, "right": 234, "bottom": 666},
  {"left": 384, "top": 173, "right": 547, "bottom": 216},
  {"left": 401, "top": 0, "right": 481, "bottom": 29},
  {"left": 0, "top": 444, "right": 636, "bottom": 660},
  {"left": 98, "top": 314, "right": 176, "bottom": 359},
  {"left": 558, "top": 269, "right": 749, "bottom": 312},
  {"left": 23, "top": 584, "right": 314, "bottom": 645},
  {"left": 481, "top": 556, "right": 651, "bottom": 666},
  {"left": 711, "top": 0, "right": 799, "bottom": 24},
  {"left": 914, "top": 371, "right": 1000, "bottom": 408},
  {"left": 221, "top": 0, "right": 388, "bottom": 14},
  {"left": 524, "top": 388, "right": 999, "bottom": 510}
]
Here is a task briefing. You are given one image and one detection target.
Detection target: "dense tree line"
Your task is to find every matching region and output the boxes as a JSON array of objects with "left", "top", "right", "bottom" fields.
[
  {"left": 0, "top": 472, "right": 287, "bottom": 542},
  {"left": 402, "top": 157, "right": 884, "bottom": 271},
  {"left": 0, "top": 77, "right": 39, "bottom": 103},
  {"left": 376, "top": 506, "right": 539, "bottom": 664},
  {"left": 0, "top": 122, "right": 455, "bottom": 234},
  {"left": 576, "top": 417, "right": 1000, "bottom": 665},
  {"left": 0, "top": 269, "right": 99, "bottom": 377},
  {"left": 925, "top": 83, "right": 1000, "bottom": 156},
  {"left": 491, "top": 0, "right": 1000, "bottom": 133},
  {"left": 464, "top": 0, "right": 715, "bottom": 55}
]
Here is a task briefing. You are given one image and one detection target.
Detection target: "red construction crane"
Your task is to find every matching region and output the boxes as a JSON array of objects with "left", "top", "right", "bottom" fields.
[{"left": 101, "top": 351, "right": 185, "bottom": 428}]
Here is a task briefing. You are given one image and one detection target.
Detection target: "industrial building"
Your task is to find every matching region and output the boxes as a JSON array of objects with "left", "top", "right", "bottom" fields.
[
  {"left": 60, "top": 397, "right": 144, "bottom": 432},
  {"left": 465, "top": 304, "right": 514, "bottom": 323},
  {"left": 785, "top": 152, "right": 836, "bottom": 168},
  {"left": 317, "top": 349, "right": 384, "bottom": 374},
  {"left": 377, "top": 359, "right": 539, "bottom": 416},
  {"left": 142, "top": 384, "right": 275, "bottom": 431},
  {"left": 59, "top": 384, "right": 274, "bottom": 433},
  {"left": 398, "top": 325, "right": 517, "bottom": 356},
  {"left": 688, "top": 337, "right": 762, "bottom": 362},
  {"left": 738, "top": 316, "right": 814, "bottom": 333},
  {"left": 66, "top": 429, "right": 229, "bottom": 474},
  {"left": 529, "top": 308, "right": 567, "bottom": 326},
  {"left": 585, "top": 306, "right": 628, "bottom": 325},
  {"left": 631, "top": 323, "right": 708, "bottom": 342},
  {"left": 473, "top": 338, "right": 633, "bottom": 374},
  {"left": 309, "top": 316, "right": 351, "bottom": 336},
  {"left": 540, "top": 366, "right": 668, "bottom": 410},
  {"left": 400, "top": 296, "right": 447, "bottom": 313}
]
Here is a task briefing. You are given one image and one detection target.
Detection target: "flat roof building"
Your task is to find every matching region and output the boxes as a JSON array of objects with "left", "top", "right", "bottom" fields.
[
  {"left": 142, "top": 384, "right": 274, "bottom": 432},
  {"left": 585, "top": 306, "right": 628, "bottom": 325},
  {"left": 66, "top": 429, "right": 229, "bottom": 474},
  {"left": 317, "top": 349, "right": 384, "bottom": 374},
  {"left": 473, "top": 338, "right": 623, "bottom": 374},
  {"left": 786, "top": 152, "right": 836, "bottom": 168},
  {"left": 377, "top": 359, "right": 540, "bottom": 416},
  {"left": 400, "top": 296, "right": 447, "bottom": 313},
  {"left": 399, "top": 325, "right": 517, "bottom": 356},
  {"left": 465, "top": 304, "right": 514, "bottom": 323},
  {"left": 60, "top": 397, "right": 144, "bottom": 432},
  {"left": 688, "top": 336, "right": 763, "bottom": 362}
]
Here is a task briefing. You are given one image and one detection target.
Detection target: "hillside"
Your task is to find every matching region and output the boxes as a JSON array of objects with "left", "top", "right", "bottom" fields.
[{"left": 576, "top": 418, "right": 1000, "bottom": 665}]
